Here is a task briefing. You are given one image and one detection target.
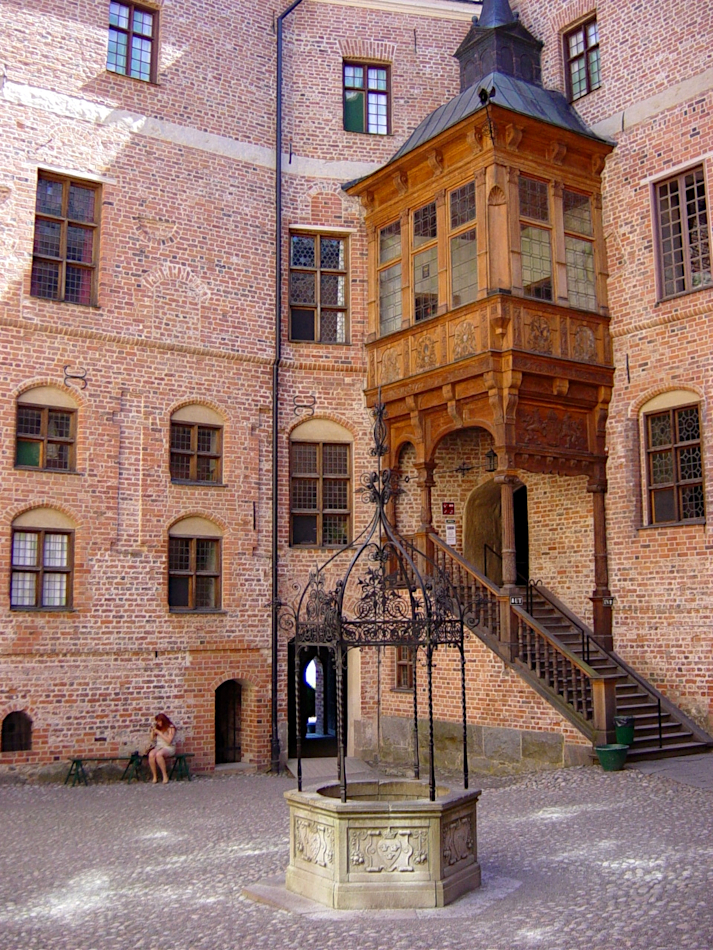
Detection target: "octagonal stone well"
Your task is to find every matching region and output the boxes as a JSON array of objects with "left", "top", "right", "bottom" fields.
[{"left": 284, "top": 780, "right": 481, "bottom": 910}]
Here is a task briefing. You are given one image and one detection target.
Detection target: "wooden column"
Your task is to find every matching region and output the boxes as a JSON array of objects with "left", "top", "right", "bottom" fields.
[
  {"left": 414, "top": 460, "right": 436, "bottom": 561},
  {"left": 589, "top": 482, "right": 613, "bottom": 652},
  {"left": 496, "top": 473, "right": 518, "bottom": 658}
]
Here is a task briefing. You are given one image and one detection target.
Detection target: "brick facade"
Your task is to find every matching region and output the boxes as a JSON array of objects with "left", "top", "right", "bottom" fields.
[{"left": 1, "top": 0, "right": 711, "bottom": 776}]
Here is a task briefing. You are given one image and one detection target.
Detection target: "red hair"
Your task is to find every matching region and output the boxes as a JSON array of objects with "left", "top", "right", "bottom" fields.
[{"left": 155, "top": 713, "right": 174, "bottom": 730}]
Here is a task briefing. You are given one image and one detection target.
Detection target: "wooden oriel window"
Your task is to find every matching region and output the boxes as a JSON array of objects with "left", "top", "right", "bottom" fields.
[
  {"left": 378, "top": 220, "right": 402, "bottom": 336},
  {"left": 343, "top": 63, "right": 389, "bottom": 135},
  {"left": 10, "top": 529, "right": 73, "bottom": 610},
  {"left": 31, "top": 174, "right": 100, "bottom": 306},
  {"left": 170, "top": 422, "right": 222, "bottom": 483},
  {"left": 107, "top": 1, "right": 158, "bottom": 82},
  {"left": 563, "top": 188, "right": 597, "bottom": 311},
  {"left": 646, "top": 404, "right": 705, "bottom": 524},
  {"left": 290, "top": 441, "right": 351, "bottom": 547},
  {"left": 395, "top": 646, "right": 415, "bottom": 690},
  {"left": 564, "top": 17, "right": 601, "bottom": 101},
  {"left": 16, "top": 404, "right": 76, "bottom": 471},
  {"left": 289, "top": 232, "right": 348, "bottom": 344},
  {"left": 449, "top": 181, "right": 478, "bottom": 309},
  {"left": 168, "top": 536, "right": 221, "bottom": 610},
  {"left": 520, "top": 176, "right": 553, "bottom": 301},
  {"left": 656, "top": 167, "right": 711, "bottom": 299}
]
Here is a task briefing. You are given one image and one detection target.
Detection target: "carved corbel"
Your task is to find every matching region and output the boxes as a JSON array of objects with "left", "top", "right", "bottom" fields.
[
  {"left": 505, "top": 124, "right": 523, "bottom": 151},
  {"left": 483, "top": 371, "right": 505, "bottom": 429},
  {"left": 553, "top": 377, "right": 569, "bottom": 397},
  {"left": 592, "top": 154, "right": 606, "bottom": 176},
  {"left": 442, "top": 384, "right": 463, "bottom": 428},
  {"left": 548, "top": 141, "right": 567, "bottom": 165},
  {"left": 466, "top": 125, "right": 484, "bottom": 155},
  {"left": 393, "top": 171, "right": 408, "bottom": 195},
  {"left": 503, "top": 370, "right": 522, "bottom": 427},
  {"left": 360, "top": 190, "right": 375, "bottom": 212},
  {"left": 427, "top": 149, "right": 444, "bottom": 176},
  {"left": 405, "top": 394, "right": 424, "bottom": 443}
]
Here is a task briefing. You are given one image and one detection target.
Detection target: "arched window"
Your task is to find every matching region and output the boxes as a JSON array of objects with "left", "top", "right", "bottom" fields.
[
  {"left": 16, "top": 386, "right": 78, "bottom": 472},
  {"left": 1, "top": 711, "right": 32, "bottom": 752},
  {"left": 170, "top": 405, "right": 223, "bottom": 484},
  {"left": 11, "top": 508, "right": 76, "bottom": 610},
  {"left": 168, "top": 517, "right": 222, "bottom": 611},
  {"left": 290, "top": 419, "right": 352, "bottom": 547},
  {"left": 641, "top": 391, "right": 705, "bottom": 525}
]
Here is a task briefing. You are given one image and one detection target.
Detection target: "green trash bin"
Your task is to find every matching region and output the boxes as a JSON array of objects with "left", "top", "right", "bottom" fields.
[{"left": 614, "top": 715, "right": 635, "bottom": 746}]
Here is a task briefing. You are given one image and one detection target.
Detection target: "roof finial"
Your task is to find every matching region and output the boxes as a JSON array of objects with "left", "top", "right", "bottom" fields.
[{"left": 477, "top": 0, "right": 516, "bottom": 29}]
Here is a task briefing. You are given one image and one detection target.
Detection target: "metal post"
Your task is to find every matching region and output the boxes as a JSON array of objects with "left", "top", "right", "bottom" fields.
[
  {"left": 412, "top": 648, "right": 420, "bottom": 779},
  {"left": 295, "top": 643, "right": 302, "bottom": 791},
  {"left": 336, "top": 644, "right": 347, "bottom": 803},
  {"left": 427, "top": 641, "right": 436, "bottom": 803},
  {"left": 460, "top": 642, "right": 469, "bottom": 790}
]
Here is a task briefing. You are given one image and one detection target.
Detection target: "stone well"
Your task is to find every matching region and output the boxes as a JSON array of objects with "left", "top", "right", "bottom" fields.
[{"left": 284, "top": 780, "right": 481, "bottom": 910}]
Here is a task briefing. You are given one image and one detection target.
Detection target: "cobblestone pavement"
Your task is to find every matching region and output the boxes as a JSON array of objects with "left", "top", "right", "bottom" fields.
[{"left": 1, "top": 764, "right": 712, "bottom": 950}]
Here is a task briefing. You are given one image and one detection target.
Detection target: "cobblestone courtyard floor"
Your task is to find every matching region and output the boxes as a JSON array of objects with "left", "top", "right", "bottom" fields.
[{"left": 1, "top": 762, "right": 712, "bottom": 950}]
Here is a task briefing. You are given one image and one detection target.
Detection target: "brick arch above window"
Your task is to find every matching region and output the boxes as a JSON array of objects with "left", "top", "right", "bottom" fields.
[
  {"left": 169, "top": 405, "right": 224, "bottom": 485},
  {"left": 290, "top": 421, "right": 352, "bottom": 548},
  {"left": 10, "top": 508, "right": 76, "bottom": 611},
  {"left": 629, "top": 385, "right": 704, "bottom": 418},
  {"left": 15, "top": 386, "right": 79, "bottom": 473}
]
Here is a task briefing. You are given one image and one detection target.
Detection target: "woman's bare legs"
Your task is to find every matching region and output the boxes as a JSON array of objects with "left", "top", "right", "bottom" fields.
[
  {"left": 148, "top": 748, "right": 159, "bottom": 783},
  {"left": 155, "top": 749, "right": 170, "bottom": 783}
]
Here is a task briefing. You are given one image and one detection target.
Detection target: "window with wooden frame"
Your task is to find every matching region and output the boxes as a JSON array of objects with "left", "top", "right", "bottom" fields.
[
  {"left": 289, "top": 232, "right": 348, "bottom": 344},
  {"left": 170, "top": 422, "right": 222, "bottom": 483},
  {"left": 449, "top": 181, "right": 478, "bottom": 309},
  {"left": 10, "top": 528, "right": 73, "bottom": 610},
  {"left": 412, "top": 201, "right": 439, "bottom": 322},
  {"left": 290, "top": 441, "right": 351, "bottom": 547},
  {"left": 343, "top": 63, "right": 390, "bottom": 135},
  {"left": 563, "top": 188, "right": 597, "bottom": 311},
  {"left": 645, "top": 403, "right": 704, "bottom": 524},
  {"left": 31, "top": 173, "right": 100, "bottom": 306},
  {"left": 378, "top": 220, "right": 402, "bottom": 336},
  {"left": 655, "top": 166, "right": 711, "bottom": 299},
  {"left": 564, "top": 17, "right": 601, "bottom": 102},
  {"left": 16, "top": 401, "right": 76, "bottom": 472},
  {"left": 168, "top": 523, "right": 221, "bottom": 611},
  {"left": 394, "top": 646, "right": 415, "bottom": 691},
  {"left": 107, "top": 1, "right": 158, "bottom": 82},
  {"left": 519, "top": 176, "right": 553, "bottom": 301}
]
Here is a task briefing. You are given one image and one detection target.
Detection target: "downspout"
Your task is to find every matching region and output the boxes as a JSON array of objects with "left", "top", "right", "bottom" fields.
[{"left": 272, "top": 0, "right": 305, "bottom": 774}]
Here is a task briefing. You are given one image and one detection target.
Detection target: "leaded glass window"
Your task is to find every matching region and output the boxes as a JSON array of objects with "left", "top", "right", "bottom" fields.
[
  {"left": 107, "top": 2, "right": 157, "bottom": 83},
  {"left": 170, "top": 422, "right": 222, "bottom": 483},
  {"left": 379, "top": 221, "right": 402, "bottom": 336},
  {"left": 11, "top": 529, "right": 73, "bottom": 610},
  {"left": 290, "top": 441, "right": 350, "bottom": 547},
  {"left": 646, "top": 404, "right": 705, "bottom": 524},
  {"left": 656, "top": 167, "right": 711, "bottom": 298},
  {"left": 16, "top": 403, "right": 76, "bottom": 471},
  {"left": 289, "top": 233, "right": 348, "bottom": 343},
  {"left": 449, "top": 181, "right": 477, "bottom": 309},
  {"left": 565, "top": 17, "right": 601, "bottom": 102},
  {"left": 168, "top": 535, "right": 221, "bottom": 610}
]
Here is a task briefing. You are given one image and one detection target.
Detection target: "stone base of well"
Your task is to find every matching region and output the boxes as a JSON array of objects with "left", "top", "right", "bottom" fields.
[{"left": 284, "top": 780, "right": 481, "bottom": 910}]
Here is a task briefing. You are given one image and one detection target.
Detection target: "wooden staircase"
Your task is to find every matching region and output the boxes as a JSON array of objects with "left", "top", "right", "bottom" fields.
[{"left": 429, "top": 533, "right": 713, "bottom": 760}]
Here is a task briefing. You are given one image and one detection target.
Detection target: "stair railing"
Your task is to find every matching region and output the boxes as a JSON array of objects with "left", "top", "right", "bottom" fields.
[
  {"left": 430, "top": 534, "right": 501, "bottom": 638},
  {"left": 526, "top": 580, "right": 591, "bottom": 665}
]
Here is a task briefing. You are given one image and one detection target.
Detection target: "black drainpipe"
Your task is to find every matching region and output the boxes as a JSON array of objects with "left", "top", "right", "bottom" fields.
[{"left": 271, "top": 0, "right": 305, "bottom": 774}]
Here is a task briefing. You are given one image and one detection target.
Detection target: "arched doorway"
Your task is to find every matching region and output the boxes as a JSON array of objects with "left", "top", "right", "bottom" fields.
[
  {"left": 464, "top": 481, "right": 529, "bottom": 585},
  {"left": 215, "top": 680, "right": 241, "bottom": 764},
  {"left": 1, "top": 711, "right": 32, "bottom": 752},
  {"left": 288, "top": 642, "right": 345, "bottom": 758}
]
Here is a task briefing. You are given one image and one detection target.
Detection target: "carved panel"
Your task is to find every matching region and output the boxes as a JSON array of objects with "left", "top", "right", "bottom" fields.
[
  {"left": 453, "top": 320, "right": 477, "bottom": 360},
  {"left": 527, "top": 314, "right": 553, "bottom": 355},
  {"left": 442, "top": 814, "right": 475, "bottom": 867},
  {"left": 381, "top": 347, "right": 402, "bottom": 384},
  {"left": 519, "top": 406, "right": 588, "bottom": 452},
  {"left": 414, "top": 334, "right": 437, "bottom": 373},
  {"left": 295, "top": 817, "right": 335, "bottom": 868},
  {"left": 572, "top": 324, "right": 597, "bottom": 363},
  {"left": 348, "top": 827, "right": 429, "bottom": 873}
]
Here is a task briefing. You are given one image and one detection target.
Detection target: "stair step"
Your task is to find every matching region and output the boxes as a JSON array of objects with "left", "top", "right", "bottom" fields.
[
  {"left": 626, "top": 742, "right": 712, "bottom": 761},
  {"left": 630, "top": 731, "right": 693, "bottom": 748}
]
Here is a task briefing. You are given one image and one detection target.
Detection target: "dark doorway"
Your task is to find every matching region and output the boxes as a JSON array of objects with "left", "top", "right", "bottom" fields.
[
  {"left": 215, "top": 680, "right": 241, "bottom": 764},
  {"left": 1, "top": 711, "right": 32, "bottom": 752},
  {"left": 288, "top": 642, "right": 345, "bottom": 758},
  {"left": 514, "top": 485, "right": 529, "bottom": 584}
]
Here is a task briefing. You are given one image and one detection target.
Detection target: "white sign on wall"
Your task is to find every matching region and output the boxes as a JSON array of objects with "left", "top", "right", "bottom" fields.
[{"left": 445, "top": 519, "right": 457, "bottom": 546}]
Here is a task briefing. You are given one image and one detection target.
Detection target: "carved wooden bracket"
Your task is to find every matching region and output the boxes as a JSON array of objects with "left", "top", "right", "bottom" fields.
[
  {"left": 427, "top": 149, "right": 444, "bottom": 176},
  {"left": 405, "top": 394, "right": 424, "bottom": 442},
  {"left": 592, "top": 155, "right": 606, "bottom": 176},
  {"left": 393, "top": 172, "right": 408, "bottom": 195},
  {"left": 466, "top": 125, "right": 484, "bottom": 155},
  {"left": 548, "top": 141, "right": 567, "bottom": 165},
  {"left": 360, "top": 190, "right": 375, "bottom": 212},
  {"left": 505, "top": 124, "right": 523, "bottom": 151},
  {"left": 552, "top": 377, "right": 569, "bottom": 396},
  {"left": 442, "top": 383, "right": 463, "bottom": 428}
]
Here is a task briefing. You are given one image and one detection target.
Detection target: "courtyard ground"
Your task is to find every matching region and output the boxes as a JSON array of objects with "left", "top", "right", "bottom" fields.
[{"left": 0, "top": 757, "right": 712, "bottom": 950}]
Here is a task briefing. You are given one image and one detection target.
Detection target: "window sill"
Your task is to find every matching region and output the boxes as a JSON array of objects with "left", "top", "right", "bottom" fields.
[
  {"left": 169, "top": 608, "right": 228, "bottom": 615},
  {"left": 14, "top": 466, "right": 83, "bottom": 475},
  {"left": 11, "top": 607, "right": 76, "bottom": 613},
  {"left": 288, "top": 340, "right": 352, "bottom": 347},
  {"left": 171, "top": 480, "right": 226, "bottom": 488},
  {"left": 290, "top": 545, "right": 351, "bottom": 551},
  {"left": 343, "top": 129, "right": 392, "bottom": 137},
  {"left": 656, "top": 283, "right": 713, "bottom": 305},
  {"left": 638, "top": 518, "right": 706, "bottom": 530},
  {"left": 28, "top": 294, "right": 100, "bottom": 310},
  {"left": 391, "top": 687, "right": 415, "bottom": 694},
  {"left": 105, "top": 69, "right": 159, "bottom": 87}
]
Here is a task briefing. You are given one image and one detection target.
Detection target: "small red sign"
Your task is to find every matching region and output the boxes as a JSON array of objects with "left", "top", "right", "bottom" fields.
[{"left": 442, "top": 502, "right": 455, "bottom": 516}]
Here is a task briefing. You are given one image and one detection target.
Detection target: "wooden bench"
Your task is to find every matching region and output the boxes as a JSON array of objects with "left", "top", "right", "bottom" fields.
[{"left": 65, "top": 752, "right": 194, "bottom": 786}]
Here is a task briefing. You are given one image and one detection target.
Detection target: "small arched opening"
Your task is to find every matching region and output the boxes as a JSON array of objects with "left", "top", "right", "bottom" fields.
[
  {"left": 2, "top": 711, "right": 32, "bottom": 752},
  {"left": 215, "top": 680, "right": 241, "bottom": 764}
]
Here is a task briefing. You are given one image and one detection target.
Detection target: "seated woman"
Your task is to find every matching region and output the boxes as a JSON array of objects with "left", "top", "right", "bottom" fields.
[{"left": 148, "top": 713, "right": 177, "bottom": 784}]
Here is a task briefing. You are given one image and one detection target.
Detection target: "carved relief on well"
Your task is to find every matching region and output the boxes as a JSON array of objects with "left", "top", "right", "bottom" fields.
[
  {"left": 453, "top": 320, "right": 477, "bottom": 361},
  {"left": 442, "top": 815, "right": 475, "bottom": 867},
  {"left": 348, "top": 827, "right": 429, "bottom": 873},
  {"left": 572, "top": 324, "right": 597, "bottom": 363},
  {"left": 519, "top": 406, "right": 588, "bottom": 452},
  {"left": 526, "top": 314, "right": 553, "bottom": 354},
  {"left": 295, "top": 817, "right": 335, "bottom": 868},
  {"left": 414, "top": 334, "right": 437, "bottom": 373},
  {"left": 381, "top": 347, "right": 402, "bottom": 384}
]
